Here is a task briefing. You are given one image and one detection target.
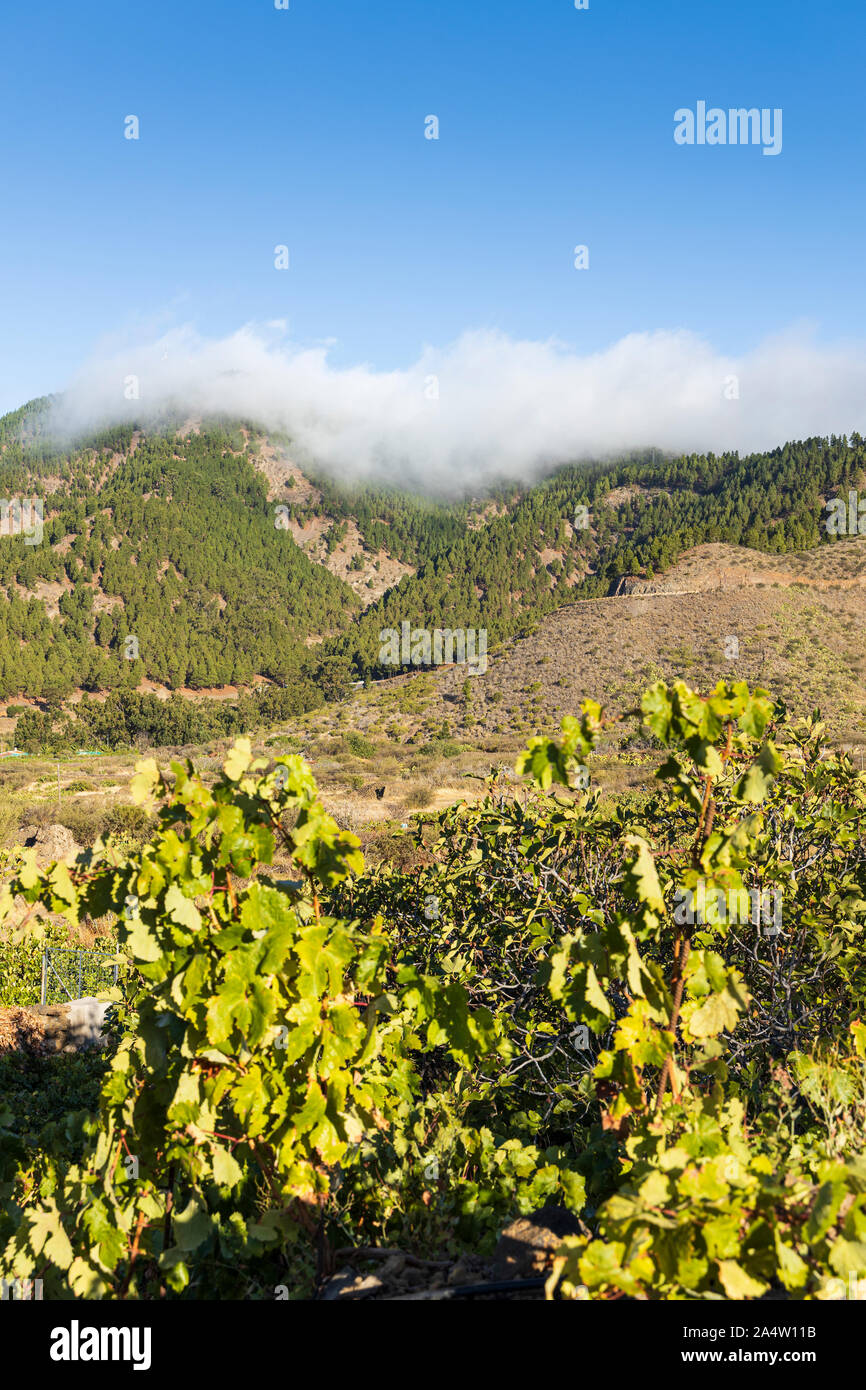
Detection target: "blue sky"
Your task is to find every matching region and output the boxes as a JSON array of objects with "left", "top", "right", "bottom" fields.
[{"left": 1, "top": 0, "right": 864, "bottom": 419}]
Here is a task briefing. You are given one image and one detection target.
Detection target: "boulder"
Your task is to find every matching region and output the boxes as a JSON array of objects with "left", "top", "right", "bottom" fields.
[
  {"left": 492, "top": 1205, "right": 584, "bottom": 1280},
  {"left": 19, "top": 822, "right": 81, "bottom": 867},
  {"left": 67, "top": 996, "right": 111, "bottom": 1047}
]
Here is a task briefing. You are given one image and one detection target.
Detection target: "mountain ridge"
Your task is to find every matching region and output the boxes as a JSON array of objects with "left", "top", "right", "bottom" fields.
[{"left": 0, "top": 396, "right": 864, "bottom": 753}]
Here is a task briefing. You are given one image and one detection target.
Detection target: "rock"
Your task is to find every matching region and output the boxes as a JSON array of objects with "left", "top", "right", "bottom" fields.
[
  {"left": 319, "top": 1269, "right": 358, "bottom": 1300},
  {"left": 67, "top": 996, "right": 111, "bottom": 1047},
  {"left": 35, "top": 1005, "right": 70, "bottom": 1052},
  {"left": 19, "top": 822, "right": 81, "bottom": 867},
  {"left": 320, "top": 1269, "right": 384, "bottom": 1301},
  {"left": 447, "top": 1256, "right": 483, "bottom": 1286},
  {"left": 0, "top": 999, "right": 111, "bottom": 1054},
  {"left": 493, "top": 1205, "right": 584, "bottom": 1280}
]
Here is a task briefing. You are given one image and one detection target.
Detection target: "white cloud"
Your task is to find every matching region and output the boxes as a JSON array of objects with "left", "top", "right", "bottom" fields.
[{"left": 49, "top": 322, "right": 866, "bottom": 493}]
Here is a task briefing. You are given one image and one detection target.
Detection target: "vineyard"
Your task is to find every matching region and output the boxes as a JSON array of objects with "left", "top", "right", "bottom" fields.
[{"left": 1, "top": 677, "right": 865, "bottom": 1301}]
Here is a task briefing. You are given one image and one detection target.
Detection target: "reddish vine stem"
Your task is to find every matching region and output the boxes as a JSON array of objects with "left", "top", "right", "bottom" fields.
[
  {"left": 119, "top": 1210, "right": 147, "bottom": 1299},
  {"left": 161, "top": 1162, "right": 176, "bottom": 1267},
  {"left": 224, "top": 869, "right": 238, "bottom": 913},
  {"left": 108, "top": 1129, "right": 126, "bottom": 1186}
]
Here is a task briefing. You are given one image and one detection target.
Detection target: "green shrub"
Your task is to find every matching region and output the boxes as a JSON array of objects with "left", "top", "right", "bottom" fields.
[
  {"left": 0, "top": 1051, "right": 106, "bottom": 1152},
  {"left": 3, "top": 681, "right": 866, "bottom": 1303},
  {"left": 344, "top": 731, "right": 377, "bottom": 759},
  {"left": 0, "top": 741, "right": 528, "bottom": 1298},
  {"left": 101, "top": 803, "right": 152, "bottom": 847},
  {"left": 0, "top": 800, "right": 21, "bottom": 849},
  {"left": 416, "top": 738, "right": 463, "bottom": 758}
]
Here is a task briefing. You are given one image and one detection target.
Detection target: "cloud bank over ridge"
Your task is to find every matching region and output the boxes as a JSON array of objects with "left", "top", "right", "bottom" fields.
[{"left": 49, "top": 322, "right": 866, "bottom": 493}]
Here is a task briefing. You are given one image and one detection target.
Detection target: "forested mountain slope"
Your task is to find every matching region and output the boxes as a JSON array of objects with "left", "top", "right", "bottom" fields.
[
  {"left": 0, "top": 397, "right": 863, "bottom": 729},
  {"left": 0, "top": 407, "right": 356, "bottom": 698}
]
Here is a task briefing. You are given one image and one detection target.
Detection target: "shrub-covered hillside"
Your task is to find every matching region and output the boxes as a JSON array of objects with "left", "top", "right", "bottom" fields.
[{"left": 0, "top": 398, "right": 864, "bottom": 717}]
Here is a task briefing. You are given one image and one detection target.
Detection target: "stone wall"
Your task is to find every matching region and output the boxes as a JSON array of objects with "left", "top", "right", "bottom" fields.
[{"left": 0, "top": 997, "right": 110, "bottom": 1054}]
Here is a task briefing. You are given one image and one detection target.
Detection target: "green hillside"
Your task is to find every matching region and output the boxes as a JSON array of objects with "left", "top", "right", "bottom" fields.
[{"left": 1, "top": 396, "right": 864, "bottom": 752}]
